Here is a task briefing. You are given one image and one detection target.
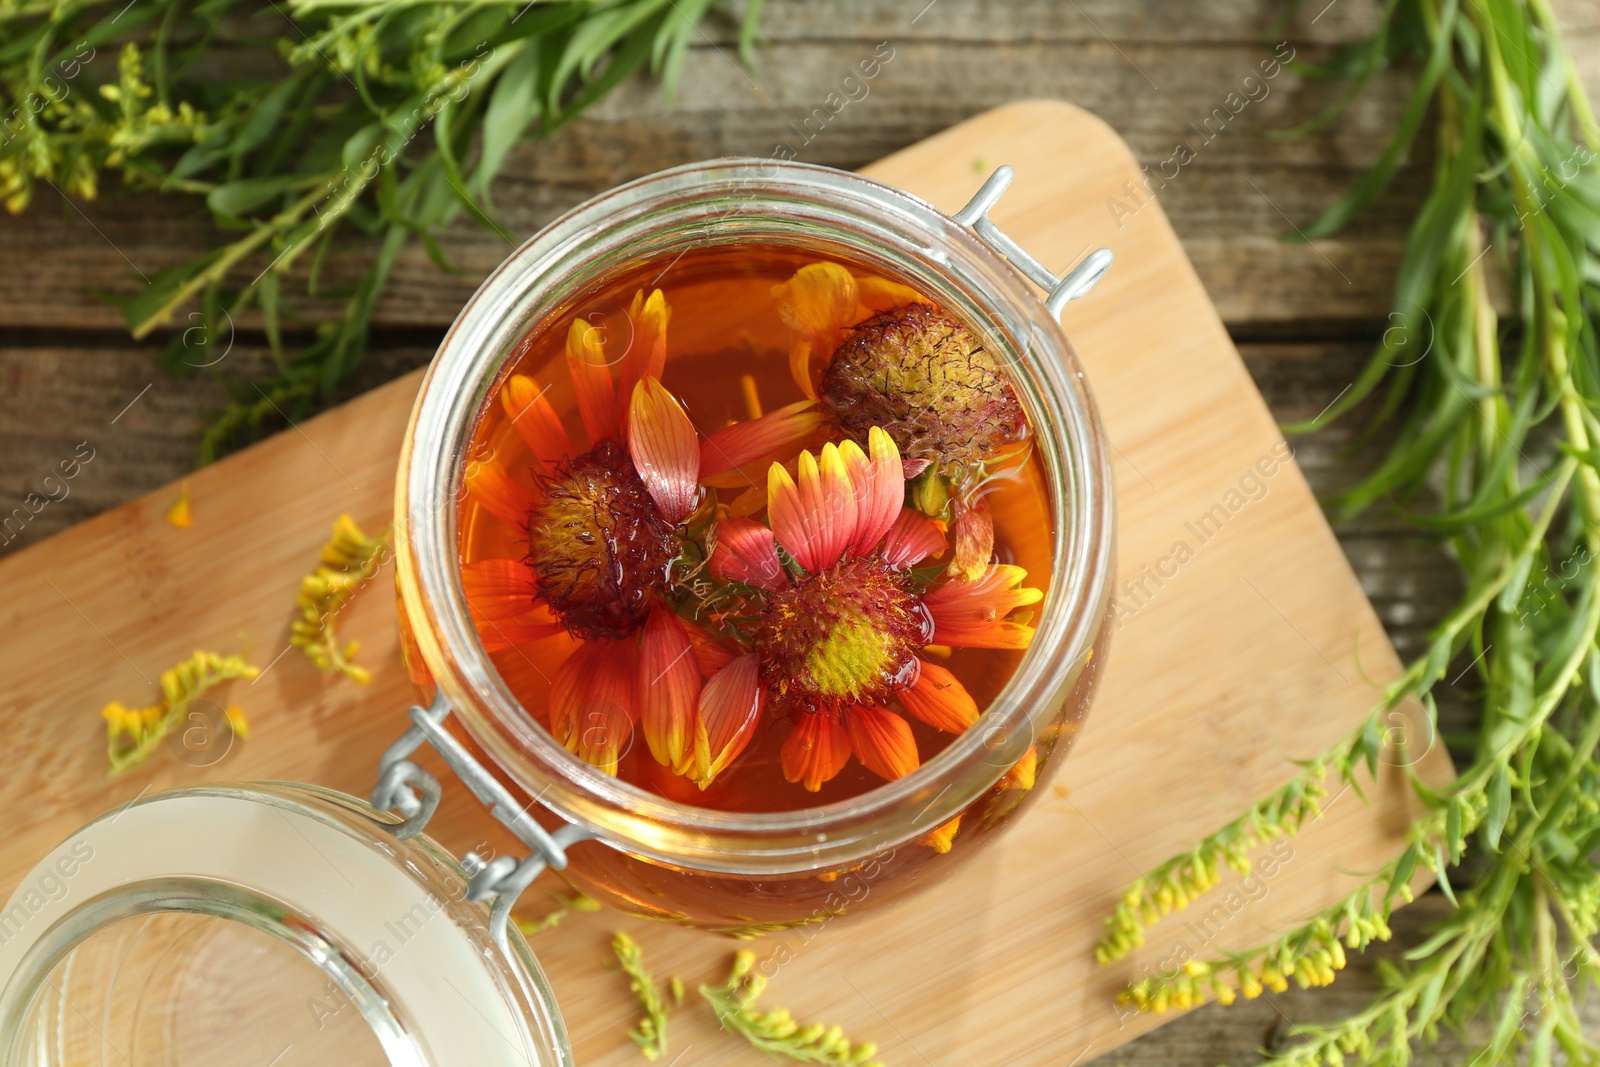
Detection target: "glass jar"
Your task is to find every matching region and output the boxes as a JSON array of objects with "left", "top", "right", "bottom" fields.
[
  {"left": 0, "top": 784, "right": 571, "bottom": 1065},
  {"left": 393, "top": 159, "right": 1116, "bottom": 933}
]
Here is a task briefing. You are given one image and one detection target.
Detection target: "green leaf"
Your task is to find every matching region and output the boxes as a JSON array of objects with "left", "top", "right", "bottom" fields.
[
  {"left": 206, "top": 176, "right": 295, "bottom": 218},
  {"left": 1484, "top": 765, "right": 1511, "bottom": 851}
]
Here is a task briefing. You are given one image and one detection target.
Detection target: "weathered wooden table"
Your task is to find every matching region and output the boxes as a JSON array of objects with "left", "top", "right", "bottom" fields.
[{"left": 5, "top": 1, "right": 1599, "bottom": 1062}]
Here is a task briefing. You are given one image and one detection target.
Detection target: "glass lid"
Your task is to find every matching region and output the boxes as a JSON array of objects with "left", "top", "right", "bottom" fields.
[{"left": 0, "top": 783, "right": 572, "bottom": 1067}]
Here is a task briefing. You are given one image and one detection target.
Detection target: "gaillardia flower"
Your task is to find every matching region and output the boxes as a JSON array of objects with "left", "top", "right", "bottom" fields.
[
  {"left": 462, "top": 290, "right": 812, "bottom": 777},
  {"left": 700, "top": 426, "right": 1044, "bottom": 791},
  {"left": 772, "top": 263, "right": 1030, "bottom": 578}
]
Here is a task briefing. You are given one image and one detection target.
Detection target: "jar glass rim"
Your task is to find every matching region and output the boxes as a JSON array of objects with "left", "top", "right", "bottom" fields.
[{"left": 395, "top": 158, "right": 1114, "bottom": 872}]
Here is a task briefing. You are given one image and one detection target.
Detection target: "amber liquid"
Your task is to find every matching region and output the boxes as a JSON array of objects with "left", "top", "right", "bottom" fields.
[{"left": 456, "top": 245, "right": 1056, "bottom": 814}]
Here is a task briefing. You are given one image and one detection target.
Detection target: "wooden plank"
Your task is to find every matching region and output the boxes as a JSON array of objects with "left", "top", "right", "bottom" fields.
[
  {"left": 0, "top": 0, "right": 1441, "bottom": 334},
  {"left": 0, "top": 101, "right": 1452, "bottom": 1063}
]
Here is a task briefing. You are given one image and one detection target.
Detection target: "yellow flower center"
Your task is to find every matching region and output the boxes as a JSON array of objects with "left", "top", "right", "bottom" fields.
[{"left": 755, "top": 556, "right": 930, "bottom": 706}]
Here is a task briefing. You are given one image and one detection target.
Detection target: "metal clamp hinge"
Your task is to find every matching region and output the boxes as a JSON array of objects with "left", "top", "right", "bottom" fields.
[
  {"left": 371, "top": 690, "right": 595, "bottom": 952},
  {"left": 955, "top": 165, "right": 1113, "bottom": 318}
]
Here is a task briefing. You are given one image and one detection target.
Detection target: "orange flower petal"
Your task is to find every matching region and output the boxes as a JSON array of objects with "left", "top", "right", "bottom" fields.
[
  {"left": 694, "top": 652, "right": 765, "bottom": 786},
  {"left": 499, "top": 374, "right": 573, "bottom": 472},
  {"left": 855, "top": 273, "right": 925, "bottom": 312},
  {"left": 681, "top": 618, "right": 738, "bottom": 677},
  {"left": 847, "top": 706, "right": 920, "bottom": 781},
  {"left": 462, "top": 559, "right": 540, "bottom": 622},
  {"left": 700, "top": 399, "right": 826, "bottom": 480},
  {"left": 898, "top": 660, "right": 978, "bottom": 733},
  {"left": 616, "top": 289, "right": 671, "bottom": 421},
  {"left": 566, "top": 318, "right": 617, "bottom": 444},
  {"left": 475, "top": 615, "right": 564, "bottom": 653},
  {"left": 950, "top": 500, "right": 995, "bottom": 579},
  {"left": 840, "top": 427, "right": 902, "bottom": 556},
  {"left": 553, "top": 639, "right": 638, "bottom": 775},
  {"left": 781, "top": 710, "right": 853, "bottom": 792},
  {"left": 638, "top": 606, "right": 701, "bottom": 770},
  {"left": 627, "top": 377, "right": 700, "bottom": 525},
  {"left": 708, "top": 516, "right": 788, "bottom": 591},
  {"left": 767, "top": 444, "right": 856, "bottom": 574},
  {"left": 773, "top": 263, "right": 858, "bottom": 398},
  {"left": 881, "top": 508, "right": 947, "bottom": 570},
  {"left": 464, "top": 461, "right": 537, "bottom": 528},
  {"left": 924, "top": 564, "right": 1043, "bottom": 649}
]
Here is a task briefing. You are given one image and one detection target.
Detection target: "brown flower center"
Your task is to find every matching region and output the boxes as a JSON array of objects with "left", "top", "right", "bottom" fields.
[
  {"left": 753, "top": 556, "right": 931, "bottom": 707},
  {"left": 524, "top": 439, "right": 675, "bottom": 640},
  {"left": 820, "top": 303, "right": 1027, "bottom": 472}
]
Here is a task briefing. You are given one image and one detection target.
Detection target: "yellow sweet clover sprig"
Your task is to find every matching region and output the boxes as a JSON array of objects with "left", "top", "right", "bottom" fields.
[
  {"left": 515, "top": 892, "right": 601, "bottom": 936},
  {"left": 102, "top": 650, "right": 258, "bottom": 774},
  {"left": 700, "top": 951, "right": 884, "bottom": 1067},
  {"left": 612, "top": 932, "right": 672, "bottom": 1061},
  {"left": 290, "top": 515, "right": 391, "bottom": 684}
]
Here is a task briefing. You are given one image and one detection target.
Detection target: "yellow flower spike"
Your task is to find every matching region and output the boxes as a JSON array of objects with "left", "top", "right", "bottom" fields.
[
  {"left": 290, "top": 515, "right": 392, "bottom": 683},
  {"left": 102, "top": 650, "right": 258, "bottom": 774},
  {"left": 1214, "top": 983, "right": 1237, "bottom": 1006},
  {"left": 165, "top": 481, "right": 192, "bottom": 528}
]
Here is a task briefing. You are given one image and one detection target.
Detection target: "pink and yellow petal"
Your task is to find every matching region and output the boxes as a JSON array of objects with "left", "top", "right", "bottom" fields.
[
  {"left": 840, "top": 427, "right": 903, "bottom": 555},
  {"left": 638, "top": 606, "right": 701, "bottom": 770},
  {"left": 616, "top": 288, "right": 671, "bottom": 415},
  {"left": 881, "top": 508, "right": 948, "bottom": 570},
  {"left": 700, "top": 400, "right": 826, "bottom": 481},
  {"left": 627, "top": 378, "right": 700, "bottom": 525},
  {"left": 462, "top": 559, "right": 541, "bottom": 622},
  {"left": 694, "top": 653, "right": 765, "bottom": 786},
  {"left": 924, "top": 563, "right": 1043, "bottom": 649},
  {"left": 767, "top": 444, "right": 856, "bottom": 574},
  {"left": 709, "top": 516, "right": 788, "bottom": 591},
  {"left": 556, "top": 639, "right": 638, "bottom": 775},
  {"left": 773, "top": 263, "right": 858, "bottom": 397}
]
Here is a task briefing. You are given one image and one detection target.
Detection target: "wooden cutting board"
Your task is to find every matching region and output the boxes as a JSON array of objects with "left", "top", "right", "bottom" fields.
[{"left": 0, "top": 100, "right": 1452, "bottom": 1064}]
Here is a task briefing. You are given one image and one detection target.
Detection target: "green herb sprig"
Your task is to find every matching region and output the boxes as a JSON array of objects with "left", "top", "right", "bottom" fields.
[
  {"left": 0, "top": 0, "right": 765, "bottom": 462},
  {"left": 1098, "top": 1, "right": 1600, "bottom": 1064},
  {"left": 699, "top": 950, "right": 885, "bottom": 1067},
  {"left": 613, "top": 931, "right": 675, "bottom": 1061}
]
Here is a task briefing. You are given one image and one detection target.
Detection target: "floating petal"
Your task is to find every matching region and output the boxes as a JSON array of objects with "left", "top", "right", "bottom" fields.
[
  {"left": 880, "top": 508, "right": 948, "bottom": 570},
  {"left": 700, "top": 399, "right": 826, "bottom": 481},
  {"left": 694, "top": 653, "right": 765, "bottom": 786},
  {"left": 773, "top": 263, "right": 858, "bottom": 397},
  {"left": 950, "top": 499, "right": 995, "bottom": 579},
  {"left": 781, "top": 709, "right": 853, "bottom": 792},
  {"left": 897, "top": 660, "right": 978, "bottom": 733},
  {"left": 708, "top": 516, "right": 788, "bottom": 590},
  {"left": 847, "top": 705, "right": 920, "bottom": 781},
  {"left": 638, "top": 606, "right": 701, "bottom": 770},
  {"left": 627, "top": 377, "right": 700, "bottom": 525},
  {"left": 855, "top": 273, "right": 924, "bottom": 312}
]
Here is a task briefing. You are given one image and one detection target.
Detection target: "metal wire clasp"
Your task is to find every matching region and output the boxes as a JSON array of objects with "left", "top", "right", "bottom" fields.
[
  {"left": 371, "top": 690, "right": 594, "bottom": 951},
  {"left": 955, "top": 165, "right": 1113, "bottom": 318}
]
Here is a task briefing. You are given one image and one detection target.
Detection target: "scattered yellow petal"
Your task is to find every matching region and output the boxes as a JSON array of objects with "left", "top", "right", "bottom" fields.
[
  {"left": 224, "top": 705, "right": 250, "bottom": 739},
  {"left": 923, "top": 815, "right": 962, "bottom": 854},
  {"left": 165, "top": 481, "right": 192, "bottom": 528}
]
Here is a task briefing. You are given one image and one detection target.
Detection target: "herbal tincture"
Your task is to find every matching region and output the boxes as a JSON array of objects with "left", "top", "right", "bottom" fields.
[{"left": 457, "top": 245, "right": 1051, "bottom": 813}]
